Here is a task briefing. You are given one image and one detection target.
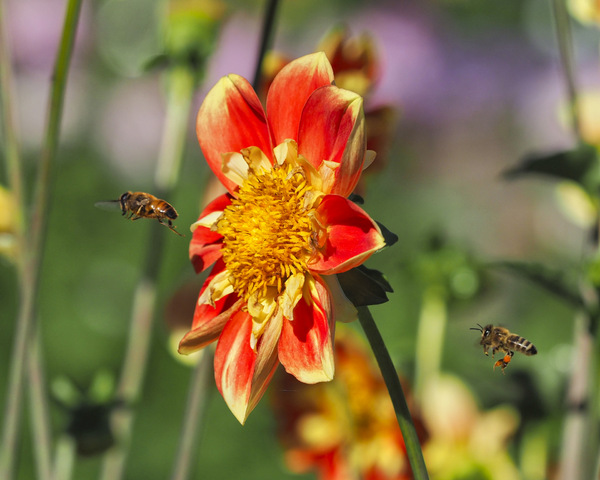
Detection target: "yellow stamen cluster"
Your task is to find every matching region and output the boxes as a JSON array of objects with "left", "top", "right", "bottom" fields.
[{"left": 217, "top": 163, "right": 315, "bottom": 301}]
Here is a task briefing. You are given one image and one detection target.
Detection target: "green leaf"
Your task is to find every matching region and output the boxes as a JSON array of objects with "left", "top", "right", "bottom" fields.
[
  {"left": 488, "top": 260, "right": 585, "bottom": 310},
  {"left": 348, "top": 193, "right": 364, "bottom": 204},
  {"left": 337, "top": 265, "right": 393, "bottom": 307},
  {"left": 503, "top": 144, "right": 599, "bottom": 189},
  {"left": 377, "top": 221, "right": 399, "bottom": 248}
]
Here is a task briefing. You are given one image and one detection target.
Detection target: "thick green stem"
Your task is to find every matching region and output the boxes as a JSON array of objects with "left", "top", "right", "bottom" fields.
[
  {"left": 99, "top": 67, "right": 195, "bottom": 480},
  {"left": 0, "top": 1, "right": 82, "bottom": 478},
  {"left": 357, "top": 306, "right": 429, "bottom": 480}
]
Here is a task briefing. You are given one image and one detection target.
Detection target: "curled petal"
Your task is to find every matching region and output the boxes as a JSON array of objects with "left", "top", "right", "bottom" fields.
[
  {"left": 298, "top": 86, "right": 366, "bottom": 196},
  {"left": 309, "top": 195, "right": 385, "bottom": 275},
  {"left": 279, "top": 279, "right": 334, "bottom": 384},
  {"left": 197, "top": 74, "right": 272, "bottom": 193},
  {"left": 179, "top": 259, "right": 239, "bottom": 354},
  {"left": 267, "top": 52, "right": 334, "bottom": 146},
  {"left": 247, "top": 310, "right": 283, "bottom": 417},
  {"left": 279, "top": 272, "right": 305, "bottom": 321},
  {"left": 214, "top": 310, "right": 255, "bottom": 424},
  {"left": 221, "top": 152, "right": 250, "bottom": 187},
  {"left": 178, "top": 296, "right": 243, "bottom": 355},
  {"left": 320, "top": 274, "right": 357, "bottom": 324},
  {"left": 215, "top": 310, "right": 281, "bottom": 424},
  {"left": 189, "top": 194, "right": 232, "bottom": 273},
  {"left": 198, "top": 269, "right": 235, "bottom": 307}
]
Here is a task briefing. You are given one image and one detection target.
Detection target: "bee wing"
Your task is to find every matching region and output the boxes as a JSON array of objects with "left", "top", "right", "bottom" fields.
[{"left": 94, "top": 200, "right": 121, "bottom": 212}]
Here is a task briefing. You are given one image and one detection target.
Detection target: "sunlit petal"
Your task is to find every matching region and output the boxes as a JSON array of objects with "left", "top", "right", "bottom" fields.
[
  {"left": 267, "top": 52, "right": 334, "bottom": 145},
  {"left": 279, "top": 282, "right": 334, "bottom": 383},
  {"left": 309, "top": 195, "right": 385, "bottom": 275},
  {"left": 214, "top": 310, "right": 256, "bottom": 424},
  {"left": 197, "top": 74, "right": 272, "bottom": 193},
  {"left": 298, "top": 86, "right": 366, "bottom": 196}
]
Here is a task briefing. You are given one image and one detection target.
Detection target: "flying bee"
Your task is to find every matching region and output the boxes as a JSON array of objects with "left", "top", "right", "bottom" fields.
[
  {"left": 471, "top": 324, "right": 537, "bottom": 374},
  {"left": 96, "top": 191, "right": 183, "bottom": 236}
]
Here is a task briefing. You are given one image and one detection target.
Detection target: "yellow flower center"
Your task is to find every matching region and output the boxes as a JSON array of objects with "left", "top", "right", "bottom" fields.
[{"left": 217, "top": 162, "right": 316, "bottom": 301}]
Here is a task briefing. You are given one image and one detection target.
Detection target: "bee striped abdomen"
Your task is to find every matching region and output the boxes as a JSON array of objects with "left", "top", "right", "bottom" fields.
[{"left": 507, "top": 334, "right": 537, "bottom": 356}]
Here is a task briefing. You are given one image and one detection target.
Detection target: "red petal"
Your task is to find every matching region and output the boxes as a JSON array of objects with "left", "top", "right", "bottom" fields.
[
  {"left": 214, "top": 311, "right": 281, "bottom": 424},
  {"left": 189, "top": 194, "right": 231, "bottom": 273},
  {"left": 279, "top": 287, "right": 334, "bottom": 384},
  {"left": 309, "top": 195, "right": 385, "bottom": 275},
  {"left": 214, "top": 310, "right": 256, "bottom": 423},
  {"left": 298, "top": 86, "right": 365, "bottom": 196},
  {"left": 197, "top": 75, "right": 272, "bottom": 193},
  {"left": 266, "top": 52, "right": 334, "bottom": 146}
]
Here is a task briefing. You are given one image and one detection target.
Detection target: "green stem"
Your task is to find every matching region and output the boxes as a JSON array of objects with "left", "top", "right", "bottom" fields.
[
  {"left": 27, "top": 333, "right": 53, "bottom": 480},
  {"left": 551, "top": 0, "right": 581, "bottom": 141},
  {"left": 99, "top": 66, "right": 195, "bottom": 480},
  {"left": 0, "top": 1, "right": 82, "bottom": 478},
  {"left": 169, "top": 351, "right": 213, "bottom": 480},
  {"left": 357, "top": 306, "right": 429, "bottom": 480},
  {"left": 0, "top": 0, "right": 25, "bottom": 257},
  {"left": 251, "top": 0, "right": 281, "bottom": 91},
  {"left": 413, "top": 286, "right": 447, "bottom": 400},
  {"left": 557, "top": 314, "right": 595, "bottom": 480},
  {"left": 52, "top": 436, "right": 76, "bottom": 480}
]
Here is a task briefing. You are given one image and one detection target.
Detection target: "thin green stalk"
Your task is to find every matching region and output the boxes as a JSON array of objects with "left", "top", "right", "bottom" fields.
[
  {"left": 551, "top": 0, "right": 581, "bottom": 141},
  {"left": 0, "top": 1, "right": 83, "bottom": 478},
  {"left": 251, "top": 0, "right": 281, "bottom": 90},
  {"left": 28, "top": 333, "right": 53, "bottom": 480},
  {"left": 99, "top": 67, "right": 195, "bottom": 480},
  {"left": 357, "top": 306, "right": 429, "bottom": 480},
  {"left": 557, "top": 314, "right": 595, "bottom": 480},
  {"left": 170, "top": 351, "right": 213, "bottom": 480},
  {"left": 413, "top": 286, "right": 447, "bottom": 400},
  {"left": 0, "top": 0, "right": 25, "bottom": 255}
]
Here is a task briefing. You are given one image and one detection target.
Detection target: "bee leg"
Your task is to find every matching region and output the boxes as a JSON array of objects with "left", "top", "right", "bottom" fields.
[
  {"left": 493, "top": 351, "right": 514, "bottom": 374},
  {"left": 168, "top": 224, "right": 184, "bottom": 237},
  {"left": 158, "top": 218, "right": 184, "bottom": 237}
]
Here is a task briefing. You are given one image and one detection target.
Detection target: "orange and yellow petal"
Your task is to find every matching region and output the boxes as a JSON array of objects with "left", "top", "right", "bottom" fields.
[
  {"left": 196, "top": 74, "right": 272, "bottom": 193},
  {"left": 309, "top": 195, "right": 385, "bottom": 275},
  {"left": 298, "top": 86, "right": 366, "bottom": 196},
  {"left": 215, "top": 309, "right": 281, "bottom": 424},
  {"left": 178, "top": 296, "right": 242, "bottom": 354},
  {"left": 266, "top": 52, "right": 334, "bottom": 146}
]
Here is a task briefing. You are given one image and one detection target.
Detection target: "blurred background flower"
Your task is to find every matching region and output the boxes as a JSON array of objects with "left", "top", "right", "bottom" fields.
[
  {"left": 272, "top": 325, "right": 425, "bottom": 480},
  {"left": 421, "top": 375, "right": 520, "bottom": 480},
  {"left": 0, "top": 186, "right": 18, "bottom": 262}
]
